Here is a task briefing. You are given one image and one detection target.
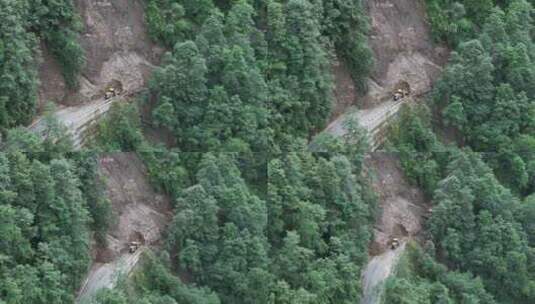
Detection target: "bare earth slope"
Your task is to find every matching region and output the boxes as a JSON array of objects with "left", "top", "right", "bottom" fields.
[
  {"left": 74, "top": 0, "right": 162, "bottom": 103},
  {"left": 76, "top": 153, "right": 171, "bottom": 303},
  {"left": 39, "top": 0, "right": 161, "bottom": 107},
  {"left": 32, "top": 0, "right": 163, "bottom": 146},
  {"left": 366, "top": 0, "right": 445, "bottom": 99}
]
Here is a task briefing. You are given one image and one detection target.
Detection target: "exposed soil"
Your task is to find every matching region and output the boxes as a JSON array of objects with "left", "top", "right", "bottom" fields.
[
  {"left": 77, "top": 153, "right": 172, "bottom": 302},
  {"left": 37, "top": 0, "right": 163, "bottom": 107},
  {"left": 97, "top": 153, "right": 171, "bottom": 259},
  {"left": 363, "top": 0, "right": 447, "bottom": 106},
  {"left": 363, "top": 152, "right": 428, "bottom": 255},
  {"left": 330, "top": 56, "right": 358, "bottom": 121},
  {"left": 73, "top": 0, "right": 163, "bottom": 103},
  {"left": 359, "top": 152, "right": 429, "bottom": 304},
  {"left": 37, "top": 42, "right": 68, "bottom": 110},
  {"left": 319, "top": 0, "right": 449, "bottom": 151}
]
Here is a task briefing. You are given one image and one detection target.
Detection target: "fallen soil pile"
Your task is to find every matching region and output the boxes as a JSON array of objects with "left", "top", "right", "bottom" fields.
[{"left": 38, "top": 0, "right": 163, "bottom": 108}]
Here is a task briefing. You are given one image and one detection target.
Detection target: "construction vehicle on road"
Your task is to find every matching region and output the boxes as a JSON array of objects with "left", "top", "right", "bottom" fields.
[
  {"left": 104, "top": 80, "right": 124, "bottom": 100},
  {"left": 104, "top": 87, "right": 117, "bottom": 100},
  {"left": 393, "top": 81, "right": 411, "bottom": 101},
  {"left": 128, "top": 241, "right": 141, "bottom": 253}
]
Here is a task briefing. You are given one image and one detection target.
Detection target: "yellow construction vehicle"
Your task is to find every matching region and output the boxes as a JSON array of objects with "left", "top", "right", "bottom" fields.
[
  {"left": 104, "top": 87, "right": 116, "bottom": 100},
  {"left": 393, "top": 81, "right": 411, "bottom": 101},
  {"left": 104, "top": 80, "right": 124, "bottom": 100}
]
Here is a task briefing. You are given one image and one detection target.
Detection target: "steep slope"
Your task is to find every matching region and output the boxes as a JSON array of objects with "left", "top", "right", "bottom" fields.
[
  {"left": 73, "top": 0, "right": 161, "bottom": 103},
  {"left": 32, "top": 0, "right": 164, "bottom": 146},
  {"left": 39, "top": 0, "right": 162, "bottom": 107},
  {"left": 360, "top": 153, "right": 429, "bottom": 303},
  {"left": 365, "top": 0, "right": 445, "bottom": 101}
]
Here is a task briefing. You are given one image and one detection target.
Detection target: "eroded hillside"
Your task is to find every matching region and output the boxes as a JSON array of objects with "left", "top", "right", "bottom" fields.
[{"left": 38, "top": 0, "right": 162, "bottom": 108}]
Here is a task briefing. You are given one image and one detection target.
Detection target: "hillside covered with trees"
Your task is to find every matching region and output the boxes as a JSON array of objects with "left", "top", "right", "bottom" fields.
[
  {"left": 2, "top": 0, "right": 535, "bottom": 304},
  {"left": 385, "top": 0, "right": 535, "bottom": 296}
]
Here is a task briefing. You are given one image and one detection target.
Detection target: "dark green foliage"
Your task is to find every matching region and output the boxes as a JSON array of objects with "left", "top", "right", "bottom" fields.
[
  {"left": 266, "top": 0, "right": 335, "bottom": 143},
  {"left": 149, "top": 7, "right": 270, "bottom": 152},
  {"left": 70, "top": 151, "right": 112, "bottom": 245},
  {"left": 46, "top": 28, "right": 86, "bottom": 88},
  {"left": 89, "top": 251, "right": 220, "bottom": 304},
  {"left": 388, "top": 99, "right": 535, "bottom": 303},
  {"left": 320, "top": 0, "right": 374, "bottom": 90},
  {"left": 383, "top": 242, "right": 496, "bottom": 304},
  {"left": 0, "top": 124, "right": 112, "bottom": 304},
  {"left": 144, "top": 0, "right": 374, "bottom": 151},
  {"left": 427, "top": 152, "right": 535, "bottom": 301},
  {"left": 145, "top": 0, "right": 214, "bottom": 45},
  {"left": 0, "top": 0, "right": 39, "bottom": 128},
  {"left": 160, "top": 144, "right": 375, "bottom": 303},
  {"left": 0, "top": 146, "right": 88, "bottom": 301},
  {"left": 31, "top": 0, "right": 86, "bottom": 88},
  {"left": 430, "top": 0, "right": 535, "bottom": 195},
  {"left": 425, "top": 0, "right": 489, "bottom": 45},
  {"left": 95, "top": 102, "right": 145, "bottom": 151},
  {"left": 0, "top": 0, "right": 85, "bottom": 129},
  {"left": 389, "top": 105, "right": 535, "bottom": 302},
  {"left": 387, "top": 104, "right": 454, "bottom": 196}
]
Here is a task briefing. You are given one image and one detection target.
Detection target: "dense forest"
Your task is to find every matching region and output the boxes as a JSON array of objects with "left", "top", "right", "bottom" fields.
[
  {"left": 426, "top": 0, "right": 535, "bottom": 195},
  {"left": 0, "top": 125, "right": 111, "bottom": 303},
  {"left": 386, "top": 105, "right": 535, "bottom": 302}
]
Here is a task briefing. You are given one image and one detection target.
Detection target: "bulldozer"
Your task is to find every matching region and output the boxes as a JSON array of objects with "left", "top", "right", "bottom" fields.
[{"left": 392, "top": 80, "right": 411, "bottom": 101}]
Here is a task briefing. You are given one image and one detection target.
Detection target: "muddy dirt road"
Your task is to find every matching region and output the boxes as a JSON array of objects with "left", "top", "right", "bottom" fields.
[
  {"left": 333, "top": 0, "right": 443, "bottom": 297},
  {"left": 325, "top": 97, "right": 411, "bottom": 150},
  {"left": 77, "top": 248, "right": 145, "bottom": 303}
]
